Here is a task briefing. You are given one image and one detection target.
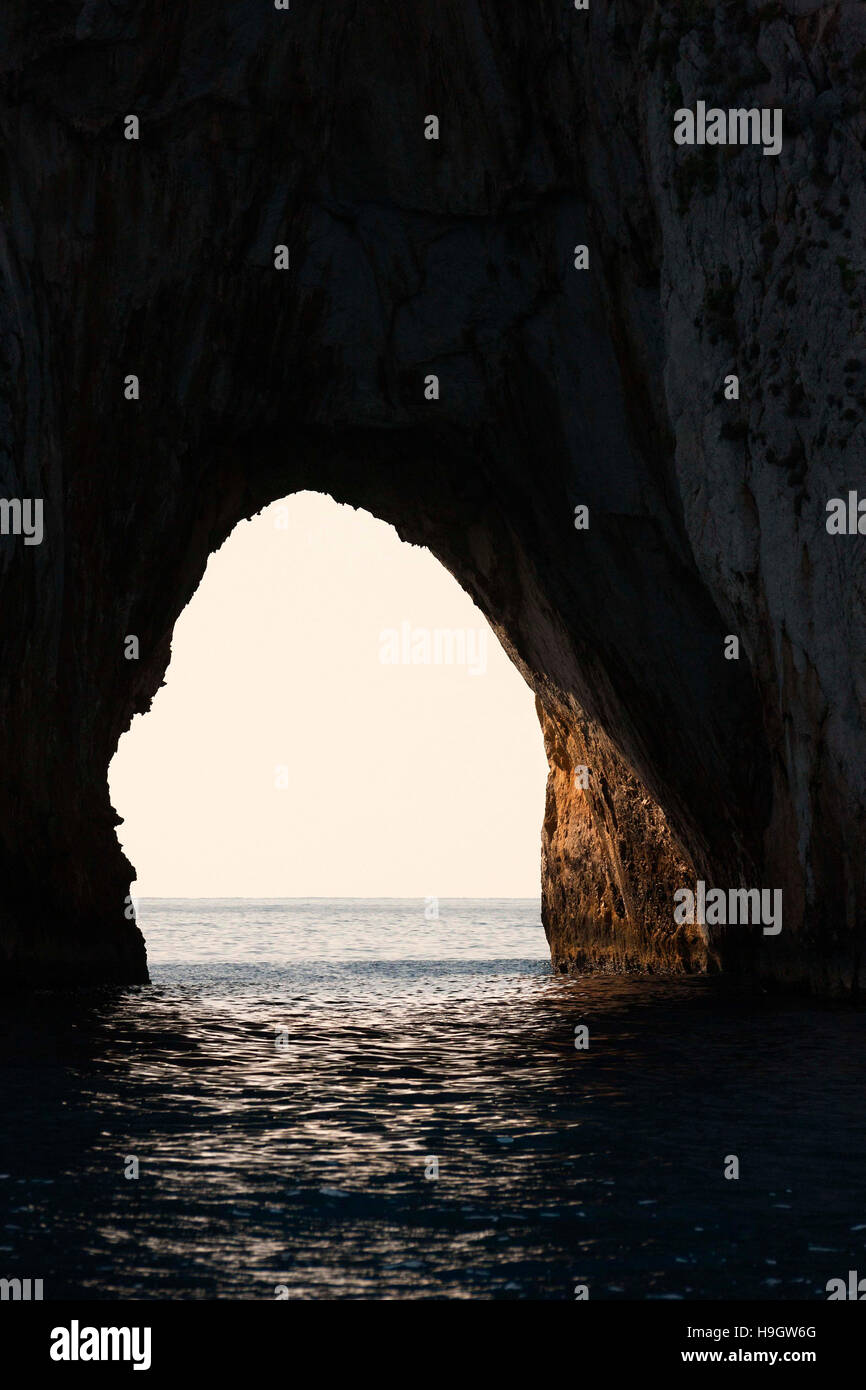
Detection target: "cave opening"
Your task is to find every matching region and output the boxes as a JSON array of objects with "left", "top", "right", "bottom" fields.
[{"left": 107, "top": 491, "right": 549, "bottom": 963}]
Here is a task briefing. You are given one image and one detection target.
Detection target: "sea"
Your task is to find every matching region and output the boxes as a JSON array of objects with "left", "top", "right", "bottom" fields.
[{"left": 1, "top": 897, "right": 865, "bottom": 1300}]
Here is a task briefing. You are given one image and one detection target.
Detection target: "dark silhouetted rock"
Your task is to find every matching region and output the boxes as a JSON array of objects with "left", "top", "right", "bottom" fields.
[{"left": 0, "top": 1, "right": 863, "bottom": 993}]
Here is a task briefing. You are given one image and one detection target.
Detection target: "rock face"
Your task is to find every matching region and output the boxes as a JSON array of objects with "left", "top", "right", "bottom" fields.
[{"left": 0, "top": 1, "right": 864, "bottom": 993}]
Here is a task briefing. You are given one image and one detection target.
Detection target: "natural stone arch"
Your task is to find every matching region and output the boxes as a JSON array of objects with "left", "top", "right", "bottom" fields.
[{"left": 1, "top": 2, "right": 863, "bottom": 993}]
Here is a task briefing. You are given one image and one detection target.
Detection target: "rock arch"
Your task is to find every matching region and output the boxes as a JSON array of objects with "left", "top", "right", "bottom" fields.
[{"left": 0, "top": 2, "right": 862, "bottom": 992}]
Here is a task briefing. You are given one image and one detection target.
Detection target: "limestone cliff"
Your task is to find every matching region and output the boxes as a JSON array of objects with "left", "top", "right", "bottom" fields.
[{"left": 0, "top": 0, "right": 863, "bottom": 993}]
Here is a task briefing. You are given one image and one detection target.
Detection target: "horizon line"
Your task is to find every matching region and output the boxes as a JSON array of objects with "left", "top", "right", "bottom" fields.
[{"left": 134, "top": 893, "right": 542, "bottom": 902}]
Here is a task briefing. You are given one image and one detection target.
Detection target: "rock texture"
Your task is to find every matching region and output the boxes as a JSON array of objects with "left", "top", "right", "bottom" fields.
[{"left": 0, "top": 1, "right": 864, "bottom": 992}]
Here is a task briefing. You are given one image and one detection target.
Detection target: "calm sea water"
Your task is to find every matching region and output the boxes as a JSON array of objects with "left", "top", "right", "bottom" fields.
[{"left": 1, "top": 898, "right": 865, "bottom": 1300}]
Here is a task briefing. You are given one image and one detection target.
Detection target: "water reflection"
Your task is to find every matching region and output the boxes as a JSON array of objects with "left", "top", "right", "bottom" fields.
[{"left": 0, "top": 899, "right": 865, "bottom": 1299}]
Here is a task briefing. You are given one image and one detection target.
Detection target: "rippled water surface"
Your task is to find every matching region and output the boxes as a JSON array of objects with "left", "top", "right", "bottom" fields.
[{"left": 2, "top": 898, "right": 866, "bottom": 1300}]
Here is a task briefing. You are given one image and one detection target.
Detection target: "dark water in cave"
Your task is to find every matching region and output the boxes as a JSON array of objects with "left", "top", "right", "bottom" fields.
[{"left": 1, "top": 898, "right": 865, "bottom": 1301}]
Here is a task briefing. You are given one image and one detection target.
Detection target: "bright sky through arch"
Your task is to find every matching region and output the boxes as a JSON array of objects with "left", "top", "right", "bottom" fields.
[{"left": 109, "top": 491, "right": 548, "bottom": 898}]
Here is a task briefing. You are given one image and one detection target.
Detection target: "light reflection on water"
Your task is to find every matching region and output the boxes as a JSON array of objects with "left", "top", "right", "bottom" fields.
[{"left": 1, "top": 898, "right": 865, "bottom": 1300}]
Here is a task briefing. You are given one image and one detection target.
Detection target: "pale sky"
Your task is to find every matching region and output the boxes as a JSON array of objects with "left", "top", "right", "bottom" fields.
[{"left": 109, "top": 491, "right": 549, "bottom": 899}]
